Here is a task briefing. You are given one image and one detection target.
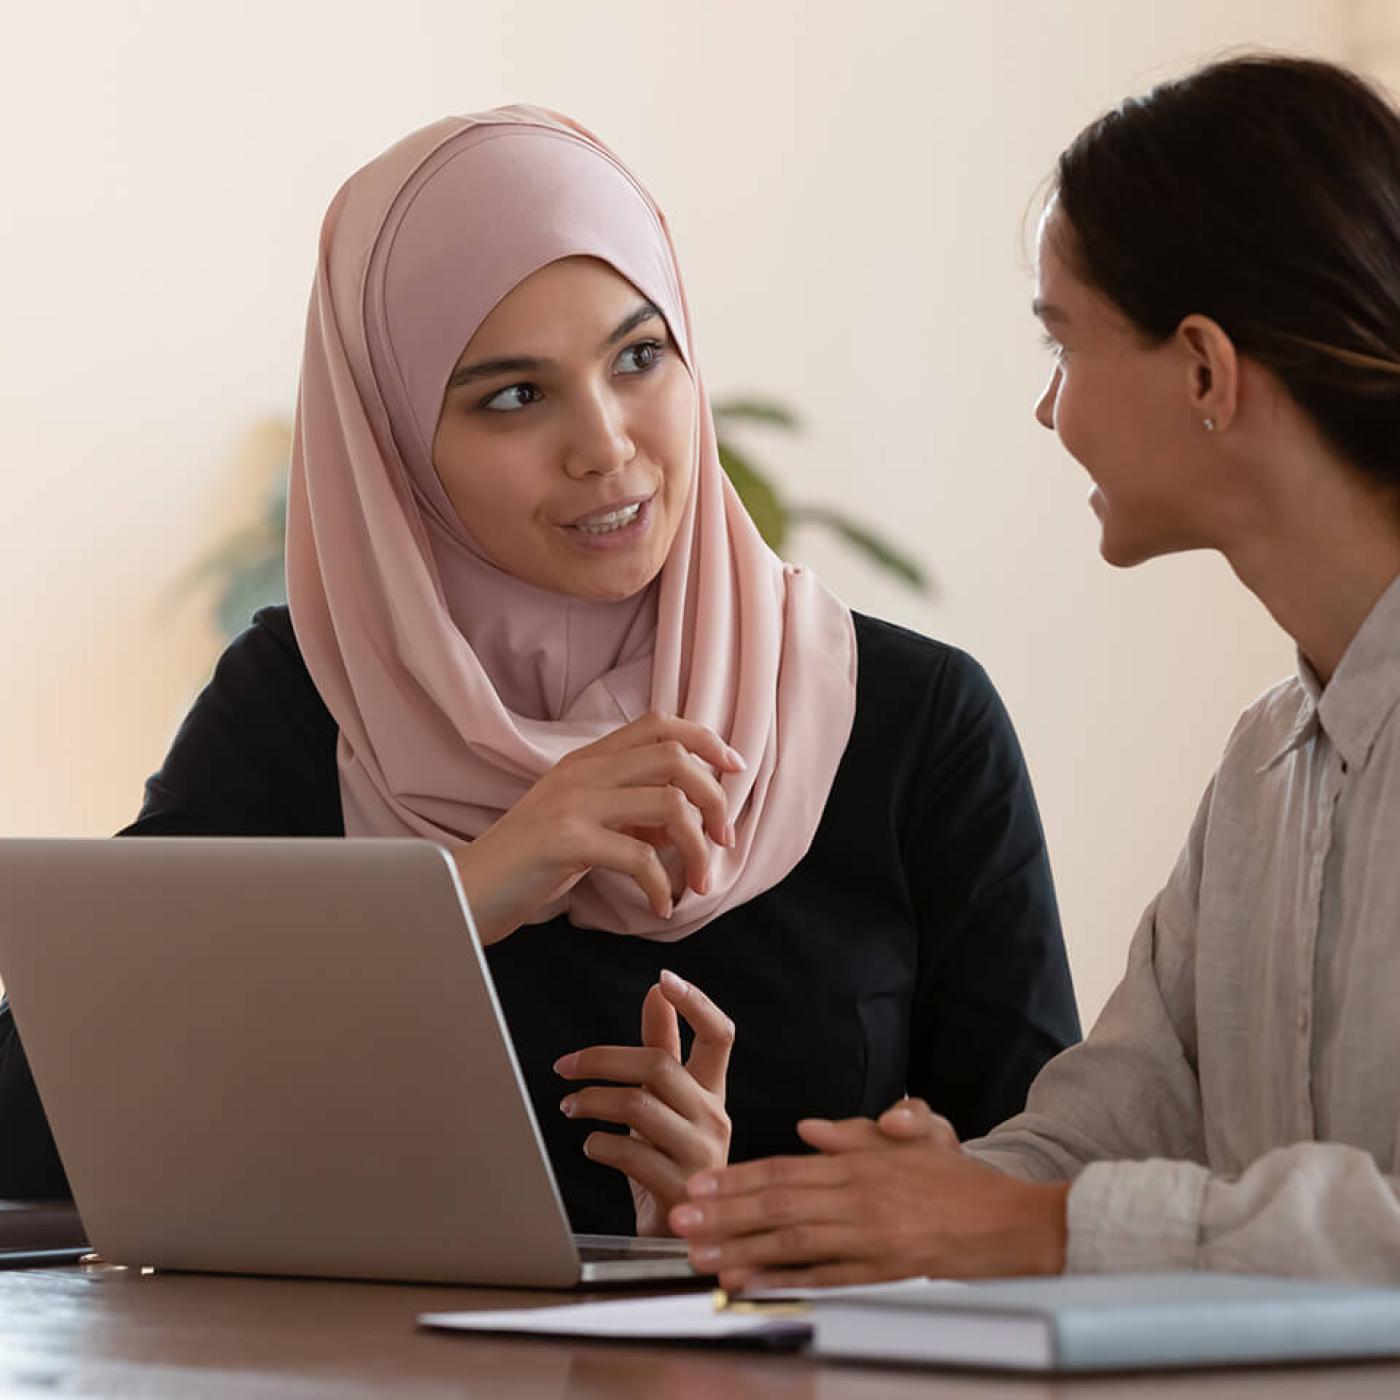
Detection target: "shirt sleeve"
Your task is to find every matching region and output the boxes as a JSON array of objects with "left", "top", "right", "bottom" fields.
[
  {"left": 902, "top": 649, "right": 1081, "bottom": 1138},
  {"left": 965, "top": 770, "right": 1400, "bottom": 1281},
  {"left": 121, "top": 607, "right": 340, "bottom": 837},
  {"left": 0, "top": 998, "right": 70, "bottom": 1198},
  {"left": 1064, "top": 1143, "right": 1400, "bottom": 1280},
  {"left": 965, "top": 779, "right": 1213, "bottom": 1182}
]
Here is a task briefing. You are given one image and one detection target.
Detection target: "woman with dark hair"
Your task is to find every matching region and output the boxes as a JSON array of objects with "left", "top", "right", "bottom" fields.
[
  {"left": 672, "top": 54, "right": 1400, "bottom": 1284},
  {"left": 0, "top": 107, "right": 1078, "bottom": 1234}
]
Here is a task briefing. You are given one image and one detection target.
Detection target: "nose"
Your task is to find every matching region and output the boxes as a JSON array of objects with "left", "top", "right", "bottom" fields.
[
  {"left": 562, "top": 386, "right": 634, "bottom": 479},
  {"left": 1034, "top": 365, "right": 1060, "bottom": 431}
]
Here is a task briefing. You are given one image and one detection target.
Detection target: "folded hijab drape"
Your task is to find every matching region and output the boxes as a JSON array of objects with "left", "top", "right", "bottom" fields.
[{"left": 286, "top": 106, "right": 857, "bottom": 941}]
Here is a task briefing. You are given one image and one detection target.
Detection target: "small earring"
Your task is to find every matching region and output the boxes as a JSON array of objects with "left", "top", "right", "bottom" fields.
[{"left": 1203, "top": 417, "right": 1216, "bottom": 432}]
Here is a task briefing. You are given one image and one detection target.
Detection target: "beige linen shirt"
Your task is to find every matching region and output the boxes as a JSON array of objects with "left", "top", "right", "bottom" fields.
[{"left": 968, "top": 574, "right": 1400, "bottom": 1281}]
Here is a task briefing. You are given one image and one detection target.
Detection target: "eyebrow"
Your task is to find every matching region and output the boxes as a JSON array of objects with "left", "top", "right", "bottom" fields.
[
  {"left": 1031, "top": 298, "right": 1070, "bottom": 324},
  {"left": 445, "top": 301, "right": 663, "bottom": 389}
]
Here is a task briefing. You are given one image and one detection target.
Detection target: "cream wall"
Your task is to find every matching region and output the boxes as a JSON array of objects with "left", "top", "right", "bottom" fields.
[{"left": 0, "top": 2, "right": 1361, "bottom": 1023}]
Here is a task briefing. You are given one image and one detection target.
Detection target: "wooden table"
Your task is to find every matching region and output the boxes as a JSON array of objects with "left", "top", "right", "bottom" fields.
[{"left": 4, "top": 1263, "right": 1400, "bottom": 1398}]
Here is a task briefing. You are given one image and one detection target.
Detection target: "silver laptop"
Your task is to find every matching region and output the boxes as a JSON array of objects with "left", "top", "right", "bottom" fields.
[{"left": 0, "top": 838, "right": 697, "bottom": 1287}]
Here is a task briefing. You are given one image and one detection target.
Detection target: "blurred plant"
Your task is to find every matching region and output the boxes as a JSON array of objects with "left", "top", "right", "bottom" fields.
[
  {"left": 711, "top": 398, "right": 929, "bottom": 591},
  {"left": 181, "top": 472, "right": 292, "bottom": 641},
  {"left": 187, "top": 400, "right": 929, "bottom": 640}
]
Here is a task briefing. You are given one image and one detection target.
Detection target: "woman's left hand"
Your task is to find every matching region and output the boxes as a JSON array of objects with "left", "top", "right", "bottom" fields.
[
  {"left": 666, "top": 1098, "right": 1069, "bottom": 1289},
  {"left": 555, "top": 969, "right": 733, "bottom": 1236}
]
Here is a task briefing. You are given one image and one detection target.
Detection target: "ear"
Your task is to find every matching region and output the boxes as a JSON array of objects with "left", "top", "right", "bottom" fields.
[{"left": 1176, "top": 315, "right": 1239, "bottom": 432}]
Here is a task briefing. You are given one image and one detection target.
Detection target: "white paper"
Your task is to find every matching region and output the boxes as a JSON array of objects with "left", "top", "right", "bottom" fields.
[{"left": 419, "top": 1292, "right": 808, "bottom": 1342}]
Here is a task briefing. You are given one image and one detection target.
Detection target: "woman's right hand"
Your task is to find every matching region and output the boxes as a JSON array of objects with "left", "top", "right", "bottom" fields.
[{"left": 452, "top": 712, "right": 746, "bottom": 944}]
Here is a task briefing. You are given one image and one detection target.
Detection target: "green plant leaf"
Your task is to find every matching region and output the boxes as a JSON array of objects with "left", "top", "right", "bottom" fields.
[
  {"left": 165, "top": 525, "right": 281, "bottom": 600},
  {"left": 215, "top": 554, "right": 288, "bottom": 639},
  {"left": 262, "top": 476, "right": 289, "bottom": 532},
  {"left": 790, "top": 505, "right": 932, "bottom": 593},
  {"left": 718, "top": 442, "right": 789, "bottom": 551},
  {"left": 711, "top": 398, "right": 802, "bottom": 432}
]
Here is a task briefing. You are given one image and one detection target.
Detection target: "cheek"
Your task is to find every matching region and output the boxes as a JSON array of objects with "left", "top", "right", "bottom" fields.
[
  {"left": 647, "top": 372, "right": 697, "bottom": 500},
  {"left": 433, "top": 424, "right": 541, "bottom": 548},
  {"left": 1052, "top": 363, "right": 1139, "bottom": 473}
]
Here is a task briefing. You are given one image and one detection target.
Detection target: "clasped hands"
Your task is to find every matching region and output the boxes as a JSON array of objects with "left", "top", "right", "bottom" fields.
[
  {"left": 667, "top": 1098, "right": 1070, "bottom": 1288},
  {"left": 454, "top": 712, "right": 746, "bottom": 947}
]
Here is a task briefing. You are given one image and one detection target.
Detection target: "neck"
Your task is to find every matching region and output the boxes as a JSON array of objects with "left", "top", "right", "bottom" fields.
[{"left": 1219, "top": 459, "right": 1400, "bottom": 685}]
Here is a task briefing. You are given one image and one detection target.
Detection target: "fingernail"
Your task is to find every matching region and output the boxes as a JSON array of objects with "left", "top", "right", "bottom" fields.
[
  {"left": 553, "top": 1053, "right": 579, "bottom": 1076},
  {"left": 689, "top": 1173, "right": 718, "bottom": 1197},
  {"left": 662, "top": 898, "right": 674, "bottom": 919},
  {"left": 694, "top": 1245, "right": 721, "bottom": 1267},
  {"left": 661, "top": 969, "right": 689, "bottom": 996},
  {"left": 887, "top": 1105, "right": 915, "bottom": 1123},
  {"left": 697, "top": 868, "right": 711, "bottom": 895},
  {"left": 559, "top": 1096, "right": 576, "bottom": 1117},
  {"left": 727, "top": 746, "right": 748, "bottom": 771},
  {"left": 671, "top": 1204, "right": 703, "bottom": 1229},
  {"left": 723, "top": 823, "right": 736, "bottom": 848}
]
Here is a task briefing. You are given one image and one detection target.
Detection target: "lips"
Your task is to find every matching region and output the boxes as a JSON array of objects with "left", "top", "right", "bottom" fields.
[
  {"left": 563, "top": 493, "right": 654, "bottom": 531},
  {"left": 572, "top": 502, "right": 643, "bottom": 535},
  {"left": 558, "top": 494, "right": 656, "bottom": 551}
]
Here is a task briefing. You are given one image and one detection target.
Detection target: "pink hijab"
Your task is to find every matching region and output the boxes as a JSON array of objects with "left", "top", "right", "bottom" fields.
[{"left": 286, "top": 106, "right": 857, "bottom": 941}]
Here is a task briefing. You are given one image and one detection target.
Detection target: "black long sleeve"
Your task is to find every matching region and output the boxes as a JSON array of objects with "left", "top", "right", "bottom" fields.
[
  {"left": 0, "top": 998, "right": 69, "bottom": 1197},
  {"left": 0, "top": 606, "right": 1079, "bottom": 1223},
  {"left": 898, "top": 645, "right": 1079, "bottom": 1133}
]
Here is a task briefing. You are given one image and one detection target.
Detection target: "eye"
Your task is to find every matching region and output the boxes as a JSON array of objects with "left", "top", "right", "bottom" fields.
[
  {"left": 1038, "top": 330, "right": 1067, "bottom": 361},
  {"left": 480, "top": 383, "right": 543, "bottom": 413},
  {"left": 615, "top": 339, "right": 665, "bottom": 375}
]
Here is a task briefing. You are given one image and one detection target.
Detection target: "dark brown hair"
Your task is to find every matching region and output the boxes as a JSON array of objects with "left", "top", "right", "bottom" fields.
[{"left": 1053, "top": 55, "right": 1400, "bottom": 488}]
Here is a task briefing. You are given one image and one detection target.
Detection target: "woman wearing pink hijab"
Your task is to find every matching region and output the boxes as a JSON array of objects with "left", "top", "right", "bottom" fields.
[{"left": 0, "top": 108, "right": 1078, "bottom": 1234}]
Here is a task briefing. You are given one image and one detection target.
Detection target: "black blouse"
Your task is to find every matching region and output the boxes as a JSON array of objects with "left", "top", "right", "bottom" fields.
[{"left": 0, "top": 606, "right": 1080, "bottom": 1231}]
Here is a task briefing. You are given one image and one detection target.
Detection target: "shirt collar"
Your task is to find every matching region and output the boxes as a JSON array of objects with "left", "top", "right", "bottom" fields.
[
  {"left": 1266, "top": 572, "right": 1400, "bottom": 772},
  {"left": 1265, "top": 574, "right": 1400, "bottom": 772},
  {"left": 1260, "top": 656, "right": 1322, "bottom": 771}
]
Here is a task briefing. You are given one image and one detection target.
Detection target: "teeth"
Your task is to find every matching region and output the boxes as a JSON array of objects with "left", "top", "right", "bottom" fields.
[{"left": 575, "top": 503, "right": 642, "bottom": 534}]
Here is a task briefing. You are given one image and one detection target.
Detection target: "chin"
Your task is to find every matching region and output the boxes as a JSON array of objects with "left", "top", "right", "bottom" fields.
[
  {"left": 1092, "top": 505, "right": 1145, "bottom": 567},
  {"left": 1098, "top": 534, "right": 1148, "bottom": 569},
  {"left": 1091, "top": 492, "right": 1201, "bottom": 569},
  {"left": 1098, "top": 522, "right": 1194, "bottom": 570},
  {"left": 567, "top": 561, "right": 665, "bottom": 604}
]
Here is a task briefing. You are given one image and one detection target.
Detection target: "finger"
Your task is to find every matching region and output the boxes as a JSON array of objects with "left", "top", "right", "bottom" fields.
[
  {"left": 626, "top": 827, "right": 687, "bottom": 902},
  {"left": 583, "top": 1129, "right": 688, "bottom": 1210},
  {"left": 797, "top": 1116, "right": 889, "bottom": 1155},
  {"left": 554, "top": 1046, "right": 715, "bottom": 1125},
  {"left": 597, "top": 786, "right": 712, "bottom": 896},
  {"left": 561, "top": 1084, "right": 698, "bottom": 1164},
  {"left": 725, "top": 1260, "right": 908, "bottom": 1293},
  {"left": 585, "top": 712, "right": 746, "bottom": 777},
  {"left": 564, "top": 827, "right": 674, "bottom": 918},
  {"left": 687, "top": 1152, "right": 853, "bottom": 1203},
  {"left": 688, "top": 1222, "right": 869, "bottom": 1276},
  {"left": 642, "top": 982, "right": 682, "bottom": 1062},
  {"left": 579, "top": 742, "right": 732, "bottom": 847},
  {"left": 659, "top": 971, "right": 734, "bottom": 1094},
  {"left": 669, "top": 1182, "right": 853, "bottom": 1242},
  {"left": 877, "top": 1097, "right": 956, "bottom": 1143}
]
